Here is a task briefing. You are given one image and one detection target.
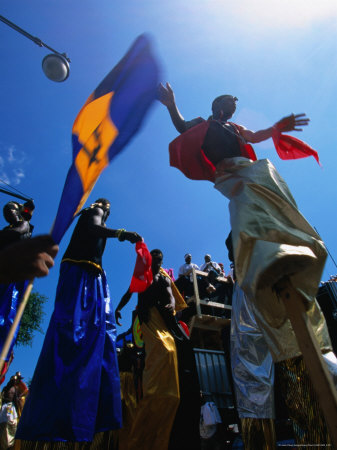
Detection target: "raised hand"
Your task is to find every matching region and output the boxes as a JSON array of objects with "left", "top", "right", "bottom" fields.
[
  {"left": 275, "top": 113, "right": 310, "bottom": 132},
  {"left": 157, "top": 82, "right": 175, "bottom": 108}
]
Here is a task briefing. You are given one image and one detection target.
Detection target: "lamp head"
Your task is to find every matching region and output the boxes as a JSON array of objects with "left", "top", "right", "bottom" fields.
[{"left": 42, "top": 53, "right": 70, "bottom": 82}]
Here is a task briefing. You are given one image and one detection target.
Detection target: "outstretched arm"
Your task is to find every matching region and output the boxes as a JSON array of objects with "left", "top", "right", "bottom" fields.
[
  {"left": 88, "top": 208, "right": 142, "bottom": 243},
  {"left": 157, "top": 82, "right": 189, "bottom": 134},
  {"left": 239, "top": 113, "right": 310, "bottom": 143},
  {"left": 115, "top": 288, "right": 133, "bottom": 326}
]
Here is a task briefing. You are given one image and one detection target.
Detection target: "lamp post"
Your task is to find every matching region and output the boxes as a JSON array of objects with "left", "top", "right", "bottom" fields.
[{"left": 0, "top": 14, "right": 71, "bottom": 82}]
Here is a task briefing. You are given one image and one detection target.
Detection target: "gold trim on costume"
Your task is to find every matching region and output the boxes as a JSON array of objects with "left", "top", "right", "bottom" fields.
[{"left": 61, "top": 258, "right": 102, "bottom": 273}]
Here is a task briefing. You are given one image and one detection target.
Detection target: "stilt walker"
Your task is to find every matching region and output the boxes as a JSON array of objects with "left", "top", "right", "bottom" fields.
[{"left": 158, "top": 82, "right": 337, "bottom": 447}]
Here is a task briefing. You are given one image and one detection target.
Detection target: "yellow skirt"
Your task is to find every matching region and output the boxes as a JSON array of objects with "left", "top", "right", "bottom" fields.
[
  {"left": 112, "top": 371, "right": 137, "bottom": 450},
  {"left": 127, "top": 307, "right": 180, "bottom": 450}
]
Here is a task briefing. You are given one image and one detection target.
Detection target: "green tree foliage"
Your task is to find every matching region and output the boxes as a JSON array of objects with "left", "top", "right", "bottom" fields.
[{"left": 16, "top": 291, "right": 47, "bottom": 347}]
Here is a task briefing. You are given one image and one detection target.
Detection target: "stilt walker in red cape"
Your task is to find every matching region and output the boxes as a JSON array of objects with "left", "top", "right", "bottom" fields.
[{"left": 158, "top": 82, "right": 337, "bottom": 447}]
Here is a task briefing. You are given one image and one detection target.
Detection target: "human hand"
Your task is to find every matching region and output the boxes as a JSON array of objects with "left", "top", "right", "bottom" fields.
[
  {"left": 23, "top": 199, "right": 35, "bottom": 211},
  {"left": 0, "top": 234, "right": 59, "bottom": 283},
  {"left": 115, "top": 309, "right": 122, "bottom": 326},
  {"left": 275, "top": 113, "right": 310, "bottom": 132},
  {"left": 157, "top": 82, "right": 175, "bottom": 108},
  {"left": 165, "top": 302, "right": 175, "bottom": 314},
  {"left": 123, "top": 232, "right": 142, "bottom": 244}
]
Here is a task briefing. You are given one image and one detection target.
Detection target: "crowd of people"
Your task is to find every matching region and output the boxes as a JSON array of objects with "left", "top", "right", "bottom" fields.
[
  {"left": 174, "top": 253, "right": 233, "bottom": 305},
  {"left": 0, "top": 83, "right": 336, "bottom": 450}
]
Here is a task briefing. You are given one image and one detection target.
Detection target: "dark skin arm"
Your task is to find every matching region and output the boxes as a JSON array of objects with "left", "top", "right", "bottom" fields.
[
  {"left": 151, "top": 272, "right": 175, "bottom": 313},
  {"left": 157, "top": 82, "right": 188, "bottom": 133},
  {"left": 0, "top": 235, "right": 59, "bottom": 283},
  {"left": 158, "top": 82, "right": 310, "bottom": 141},
  {"left": 115, "top": 288, "right": 133, "bottom": 326},
  {"left": 115, "top": 274, "right": 176, "bottom": 325},
  {"left": 88, "top": 207, "right": 142, "bottom": 243},
  {"left": 163, "top": 276, "right": 175, "bottom": 313},
  {"left": 207, "top": 262, "right": 221, "bottom": 274},
  {"left": 240, "top": 113, "right": 310, "bottom": 143}
]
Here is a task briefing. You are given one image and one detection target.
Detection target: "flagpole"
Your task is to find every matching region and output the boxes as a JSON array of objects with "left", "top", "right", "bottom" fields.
[
  {"left": 0, "top": 224, "right": 57, "bottom": 374},
  {"left": 0, "top": 279, "right": 34, "bottom": 374},
  {"left": 0, "top": 227, "right": 54, "bottom": 374}
]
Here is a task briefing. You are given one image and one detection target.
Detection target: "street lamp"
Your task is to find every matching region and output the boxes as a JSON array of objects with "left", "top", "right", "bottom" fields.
[{"left": 0, "top": 14, "right": 71, "bottom": 82}]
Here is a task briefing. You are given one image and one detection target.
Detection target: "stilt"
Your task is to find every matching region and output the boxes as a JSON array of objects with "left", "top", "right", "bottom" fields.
[{"left": 274, "top": 277, "right": 337, "bottom": 448}]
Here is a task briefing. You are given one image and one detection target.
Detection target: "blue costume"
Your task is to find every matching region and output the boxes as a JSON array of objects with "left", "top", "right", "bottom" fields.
[
  {"left": 16, "top": 262, "right": 121, "bottom": 442},
  {"left": 16, "top": 201, "right": 123, "bottom": 444},
  {"left": 0, "top": 280, "right": 28, "bottom": 361},
  {"left": 0, "top": 200, "right": 34, "bottom": 363}
]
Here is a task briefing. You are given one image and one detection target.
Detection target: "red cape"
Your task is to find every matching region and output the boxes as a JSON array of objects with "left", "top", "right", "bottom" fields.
[
  {"left": 129, "top": 241, "right": 153, "bottom": 293},
  {"left": 169, "top": 121, "right": 320, "bottom": 182},
  {"left": 272, "top": 127, "right": 321, "bottom": 165},
  {"left": 169, "top": 121, "right": 216, "bottom": 182}
]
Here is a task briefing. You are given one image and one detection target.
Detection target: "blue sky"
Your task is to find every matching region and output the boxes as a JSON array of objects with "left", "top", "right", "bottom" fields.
[{"left": 1, "top": 0, "right": 337, "bottom": 381}]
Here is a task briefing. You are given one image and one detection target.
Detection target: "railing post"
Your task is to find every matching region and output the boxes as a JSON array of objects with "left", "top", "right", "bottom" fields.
[{"left": 192, "top": 267, "right": 202, "bottom": 317}]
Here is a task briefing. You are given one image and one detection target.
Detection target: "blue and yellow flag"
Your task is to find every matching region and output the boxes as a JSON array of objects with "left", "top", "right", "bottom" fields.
[{"left": 51, "top": 35, "right": 160, "bottom": 244}]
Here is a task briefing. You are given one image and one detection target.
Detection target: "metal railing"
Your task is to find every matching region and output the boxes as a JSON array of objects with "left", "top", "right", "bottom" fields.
[{"left": 194, "top": 347, "right": 233, "bottom": 409}]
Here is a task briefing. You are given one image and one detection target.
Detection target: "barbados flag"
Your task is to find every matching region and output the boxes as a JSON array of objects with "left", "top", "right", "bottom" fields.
[{"left": 51, "top": 35, "right": 160, "bottom": 244}]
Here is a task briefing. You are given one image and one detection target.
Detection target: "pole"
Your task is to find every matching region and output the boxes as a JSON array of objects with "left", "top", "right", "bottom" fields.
[
  {"left": 0, "top": 15, "right": 70, "bottom": 62},
  {"left": 0, "top": 187, "right": 31, "bottom": 202},
  {"left": 274, "top": 277, "right": 337, "bottom": 447}
]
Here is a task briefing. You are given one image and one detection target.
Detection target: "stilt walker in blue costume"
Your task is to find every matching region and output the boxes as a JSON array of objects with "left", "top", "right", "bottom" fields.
[
  {"left": 16, "top": 199, "right": 142, "bottom": 449},
  {"left": 0, "top": 199, "right": 34, "bottom": 372}
]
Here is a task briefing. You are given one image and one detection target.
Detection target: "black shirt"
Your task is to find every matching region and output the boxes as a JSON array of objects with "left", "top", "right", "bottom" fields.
[
  {"left": 63, "top": 208, "right": 107, "bottom": 268},
  {"left": 186, "top": 118, "right": 242, "bottom": 166}
]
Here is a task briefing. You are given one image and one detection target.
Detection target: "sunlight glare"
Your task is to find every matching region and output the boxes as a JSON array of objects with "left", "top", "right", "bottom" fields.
[{"left": 210, "top": 0, "right": 337, "bottom": 30}]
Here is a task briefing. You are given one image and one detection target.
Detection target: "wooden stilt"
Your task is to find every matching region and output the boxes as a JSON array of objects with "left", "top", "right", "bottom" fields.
[{"left": 274, "top": 277, "right": 337, "bottom": 448}]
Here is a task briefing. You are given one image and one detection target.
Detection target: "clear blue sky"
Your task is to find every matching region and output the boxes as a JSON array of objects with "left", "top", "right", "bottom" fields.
[{"left": 1, "top": 0, "right": 337, "bottom": 381}]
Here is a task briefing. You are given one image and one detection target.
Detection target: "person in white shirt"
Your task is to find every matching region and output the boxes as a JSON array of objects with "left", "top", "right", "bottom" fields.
[
  {"left": 178, "top": 253, "right": 199, "bottom": 279},
  {"left": 176, "top": 254, "right": 200, "bottom": 299},
  {"left": 176, "top": 254, "right": 217, "bottom": 301},
  {"left": 200, "top": 254, "right": 221, "bottom": 275}
]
